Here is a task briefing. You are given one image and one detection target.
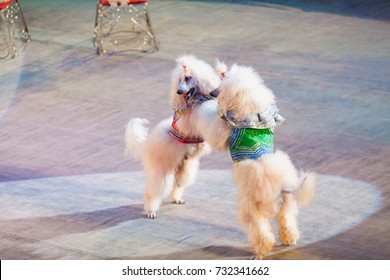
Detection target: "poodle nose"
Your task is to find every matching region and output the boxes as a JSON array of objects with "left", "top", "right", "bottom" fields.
[
  {"left": 177, "top": 89, "right": 184, "bottom": 95},
  {"left": 210, "top": 88, "right": 220, "bottom": 98}
]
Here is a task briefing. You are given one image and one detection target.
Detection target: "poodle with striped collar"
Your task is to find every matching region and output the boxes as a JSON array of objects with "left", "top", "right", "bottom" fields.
[
  {"left": 125, "top": 55, "right": 220, "bottom": 219},
  {"left": 196, "top": 62, "right": 316, "bottom": 259}
]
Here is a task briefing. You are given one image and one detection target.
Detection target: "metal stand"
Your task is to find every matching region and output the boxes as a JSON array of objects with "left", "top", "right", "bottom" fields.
[{"left": 93, "top": 0, "right": 158, "bottom": 55}]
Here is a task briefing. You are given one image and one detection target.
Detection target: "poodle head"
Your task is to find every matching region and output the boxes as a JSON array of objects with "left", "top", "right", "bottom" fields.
[
  {"left": 170, "top": 55, "right": 220, "bottom": 111},
  {"left": 211, "top": 63, "right": 276, "bottom": 120}
]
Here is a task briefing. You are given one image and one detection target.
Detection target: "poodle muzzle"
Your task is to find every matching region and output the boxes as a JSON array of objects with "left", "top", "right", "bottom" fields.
[
  {"left": 209, "top": 88, "right": 220, "bottom": 98},
  {"left": 177, "top": 76, "right": 196, "bottom": 96}
]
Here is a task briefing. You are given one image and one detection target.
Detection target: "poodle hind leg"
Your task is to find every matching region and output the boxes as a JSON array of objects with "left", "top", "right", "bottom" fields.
[
  {"left": 144, "top": 172, "right": 175, "bottom": 219},
  {"left": 170, "top": 155, "right": 200, "bottom": 204},
  {"left": 252, "top": 210, "right": 276, "bottom": 260},
  {"left": 234, "top": 161, "right": 277, "bottom": 259},
  {"left": 238, "top": 200, "right": 276, "bottom": 260},
  {"left": 277, "top": 192, "right": 300, "bottom": 245}
]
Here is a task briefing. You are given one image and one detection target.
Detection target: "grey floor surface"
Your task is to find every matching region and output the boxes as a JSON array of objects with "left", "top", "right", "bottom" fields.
[{"left": 0, "top": 0, "right": 389, "bottom": 259}]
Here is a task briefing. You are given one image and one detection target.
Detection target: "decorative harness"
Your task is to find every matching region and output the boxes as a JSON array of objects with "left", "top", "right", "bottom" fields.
[
  {"left": 168, "top": 112, "right": 204, "bottom": 144},
  {"left": 168, "top": 65, "right": 213, "bottom": 144},
  {"left": 219, "top": 104, "right": 285, "bottom": 162}
]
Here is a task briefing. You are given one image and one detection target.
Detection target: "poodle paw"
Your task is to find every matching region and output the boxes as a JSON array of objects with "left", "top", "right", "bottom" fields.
[
  {"left": 147, "top": 212, "right": 156, "bottom": 219},
  {"left": 254, "top": 237, "right": 275, "bottom": 259},
  {"left": 281, "top": 240, "right": 296, "bottom": 246},
  {"left": 172, "top": 199, "right": 186, "bottom": 204},
  {"left": 251, "top": 254, "right": 264, "bottom": 260},
  {"left": 279, "top": 230, "right": 299, "bottom": 246}
]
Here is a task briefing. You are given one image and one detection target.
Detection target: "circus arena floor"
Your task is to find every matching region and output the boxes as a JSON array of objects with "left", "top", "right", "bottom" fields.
[{"left": 0, "top": 0, "right": 389, "bottom": 260}]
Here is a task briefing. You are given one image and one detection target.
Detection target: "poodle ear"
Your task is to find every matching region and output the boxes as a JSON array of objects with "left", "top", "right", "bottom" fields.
[
  {"left": 215, "top": 59, "right": 228, "bottom": 78},
  {"left": 171, "top": 94, "right": 187, "bottom": 112}
]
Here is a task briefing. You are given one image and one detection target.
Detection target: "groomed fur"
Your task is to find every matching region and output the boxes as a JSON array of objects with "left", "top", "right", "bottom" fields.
[
  {"left": 125, "top": 118, "right": 149, "bottom": 159},
  {"left": 125, "top": 55, "right": 219, "bottom": 218},
  {"left": 195, "top": 99, "right": 230, "bottom": 152},
  {"left": 295, "top": 172, "right": 316, "bottom": 208},
  {"left": 197, "top": 62, "right": 316, "bottom": 259}
]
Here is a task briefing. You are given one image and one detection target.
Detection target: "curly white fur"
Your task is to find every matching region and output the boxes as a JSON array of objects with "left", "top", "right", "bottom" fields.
[
  {"left": 125, "top": 55, "right": 219, "bottom": 219},
  {"left": 196, "top": 63, "right": 316, "bottom": 259},
  {"left": 125, "top": 118, "right": 149, "bottom": 158}
]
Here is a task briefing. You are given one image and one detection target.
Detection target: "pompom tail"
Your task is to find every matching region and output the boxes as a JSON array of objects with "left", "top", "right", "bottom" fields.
[{"left": 125, "top": 118, "right": 149, "bottom": 159}]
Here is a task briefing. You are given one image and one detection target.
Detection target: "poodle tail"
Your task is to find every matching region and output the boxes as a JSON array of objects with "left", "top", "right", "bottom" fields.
[
  {"left": 124, "top": 118, "right": 149, "bottom": 159},
  {"left": 295, "top": 171, "right": 316, "bottom": 208}
]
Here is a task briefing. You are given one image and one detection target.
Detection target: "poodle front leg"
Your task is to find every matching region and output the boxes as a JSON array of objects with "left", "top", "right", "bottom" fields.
[
  {"left": 277, "top": 192, "right": 300, "bottom": 245},
  {"left": 170, "top": 156, "right": 200, "bottom": 204}
]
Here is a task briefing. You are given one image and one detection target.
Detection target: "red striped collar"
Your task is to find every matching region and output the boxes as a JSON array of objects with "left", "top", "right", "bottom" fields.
[{"left": 168, "top": 113, "right": 204, "bottom": 144}]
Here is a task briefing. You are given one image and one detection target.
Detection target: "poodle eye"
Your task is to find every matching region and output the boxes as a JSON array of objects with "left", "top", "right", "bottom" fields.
[{"left": 184, "top": 76, "right": 192, "bottom": 82}]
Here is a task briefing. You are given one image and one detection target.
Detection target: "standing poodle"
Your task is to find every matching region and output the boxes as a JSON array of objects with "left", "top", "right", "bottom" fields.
[
  {"left": 125, "top": 55, "right": 220, "bottom": 219},
  {"left": 196, "top": 62, "right": 316, "bottom": 259}
]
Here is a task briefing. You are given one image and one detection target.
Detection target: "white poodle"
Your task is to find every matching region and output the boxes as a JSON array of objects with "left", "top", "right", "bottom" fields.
[
  {"left": 196, "top": 61, "right": 316, "bottom": 259},
  {"left": 125, "top": 55, "right": 220, "bottom": 219}
]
